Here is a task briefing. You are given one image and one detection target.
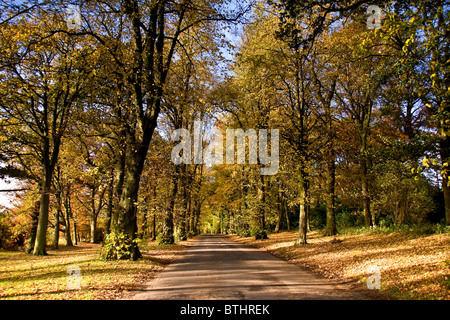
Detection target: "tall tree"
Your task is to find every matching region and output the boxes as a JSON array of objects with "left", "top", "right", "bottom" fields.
[
  {"left": 70, "top": 0, "right": 247, "bottom": 259},
  {"left": 0, "top": 11, "right": 93, "bottom": 255}
]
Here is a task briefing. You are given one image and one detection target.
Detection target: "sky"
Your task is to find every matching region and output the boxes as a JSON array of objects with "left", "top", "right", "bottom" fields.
[{"left": 0, "top": 178, "right": 20, "bottom": 208}]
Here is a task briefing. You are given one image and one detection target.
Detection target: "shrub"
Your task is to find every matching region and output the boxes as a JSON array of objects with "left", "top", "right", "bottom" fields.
[
  {"left": 187, "top": 231, "right": 196, "bottom": 239},
  {"left": 236, "top": 227, "right": 251, "bottom": 237},
  {"left": 309, "top": 202, "right": 326, "bottom": 230},
  {"left": 100, "top": 232, "right": 138, "bottom": 260},
  {"left": 250, "top": 226, "right": 268, "bottom": 240},
  {"left": 336, "top": 210, "right": 360, "bottom": 229},
  {"left": 156, "top": 233, "right": 174, "bottom": 245},
  {"left": 436, "top": 223, "right": 450, "bottom": 234}
]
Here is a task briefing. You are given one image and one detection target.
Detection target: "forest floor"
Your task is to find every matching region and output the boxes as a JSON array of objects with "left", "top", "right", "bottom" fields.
[
  {"left": 2, "top": 231, "right": 449, "bottom": 300},
  {"left": 0, "top": 240, "right": 189, "bottom": 300},
  {"left": 233, "top": 230, "right": 450, "bottom": 300}
]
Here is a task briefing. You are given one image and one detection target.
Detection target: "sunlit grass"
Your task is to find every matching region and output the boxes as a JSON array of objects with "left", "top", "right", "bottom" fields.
[{"left": 0, "top": 241, "right": 186, "bottom": 300}]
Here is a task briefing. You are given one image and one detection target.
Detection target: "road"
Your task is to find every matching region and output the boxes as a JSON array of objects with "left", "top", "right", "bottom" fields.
[{"left": 131, "top": 234, "right": 380, "bottom": 300}]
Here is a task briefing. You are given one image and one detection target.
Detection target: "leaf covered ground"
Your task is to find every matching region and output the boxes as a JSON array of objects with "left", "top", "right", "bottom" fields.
[
  {"left": 233, "top": 230, "right": 450, "bottom": 300},
  {"left": 0, "top": 241, "right": 188, "bottom": 300}
]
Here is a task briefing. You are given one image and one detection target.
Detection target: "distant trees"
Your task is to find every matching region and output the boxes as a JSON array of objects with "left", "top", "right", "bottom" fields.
[{"left": 206, "top": 0, "right": 448, "bottom": 244}]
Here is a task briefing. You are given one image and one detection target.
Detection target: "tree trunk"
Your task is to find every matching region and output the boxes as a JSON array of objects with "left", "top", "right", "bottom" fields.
[
  {"left": 178, "top": 164, "right": 188, "bottom": 241},
  {"left": 285, "top": 199, "right": 290, "bottom": 231},
  {"left": 117, "top": 167, "right": 142, "bottom": 259},
  {"left": 440, "top": 136, "right": 450, "bottom": 225},
  {"left": 63, "top": 187, "right": 73, "bottom": 246},
  {"left": 112, "top": 149, "right": 125, "bottom": 232},
  {"left": 358, "top": 96, "right": 374, "bottom": 228},
  {"left": 90, "top": 214, "right": 97, "bottom": 244},
  {"left": 26, "top": 200, "right": 40, "bottom": 254},
  {"left": 105, "top": 168, "right": 114, "bottom": 235},
  {"left": 163, "top": 166, "right": 179, "bottom": 244},
  {"left": 257, "top": 174, "right": 266, "bottom": 230},
  {"left": 33, "top": 167, "right": 53, "bottom": 256},
  {"left": 72, "top": 220, "right": 78, "bottom": 245},
  {"left": 324, "top": 144, "right": 337, "bottom": 236},
  {"left": 361, "top": 158, "right": 373, "bottom": 227},
  {"left": 296, "top": 171, "right": 308, "bottom": 245},
  {"left": 90, "top": 187, "right": 98, "bottom": 243},
  {"left": 275, "top": 189, "right": 283, "bottom": 233},
  {"left": 152, "top": 212, "right": 156, "bottom": 240},
  {"left": 53, "top": 198, "right": 60, "bottom": 249},
  {"left": 33, "top": 127, "right": 62, "bottom": 255}
]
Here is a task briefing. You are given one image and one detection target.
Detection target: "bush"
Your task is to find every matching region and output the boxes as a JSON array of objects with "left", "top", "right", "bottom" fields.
[
  {"left": 336, "top": 210, "right": 361, "bottom": 229},
  {"left": 436, "top": 223, "right": 450, "bottom": 234},
  {"left": 372, "top": 162, "right": 435, "bottom": 225},
  {"left": 250, "top": 226, "right": 268, "bottom": 240},
  {"left": 310, "top": 203, "right": 326, "bottom": 230},
  {"left": 0, "top": 209, "right": 26, "bottom": 250},
  {"left": 187, "top": 231, "right": 196, "bottom": 239},
  {"left": 236, "top": 227, "right": 251, "bottom": 237},
  {"left": 156, "top": 233, "right": 174, "bottom": 245},
  {"left": 174, "top": 228, "right": 187, "bottom": 241},
  {"left": 100, "top": 232, "right": 139, "bottom": 260}
]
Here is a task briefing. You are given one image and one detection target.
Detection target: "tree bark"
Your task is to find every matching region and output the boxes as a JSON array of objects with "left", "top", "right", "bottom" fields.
[
  {"left": 33, "top": 114, "right": 63, "bottom": 255},
  {"left": 152, "top": 212, "right": 156, "bottom": 240},
  {"left": 26, "top": 200, "right": 40, "bottom": 254},
  {"left": 105, "top": 168, "right": 114, "bottom": 235},
  {"left": 163, "top": 166, "right": 180, "bottom": 244},
  {"left": 72, "top": 219, "right": 78, "bottom": 245},
  {"left": 275, "top": 188, "right": 283, "bottom": 233},
  {"left": 33, "top": 171, "right": 52, "bottom": 255},
  {"left": 285, "top": 200, "right": 290, "bottom": 231},
  {"left": 361, "top": 156, "right": 373, "bottom": 227},
  {"left": 63, "top": 186, "right": 73, "bottom": 246},
  {"left": 440, "top": 136, "right": 450, "bottom": 225},
  {"left": 53, "top": 195, "right": 61, "bottom": 249},
  {"left": 178, "top": 164, "right": 188, "bottom": 241},
  {"left": 324, "top": 142, "right": 337, "bottom": 236},
  {"left": 112, "top": 147, "right": 125, "bottom": 231},
  {"left": 357, "top": 95, "right": 374, "bottom": 228},
  {"left": 257, "top": 174, "right": 266, "bottom": 230},
  {"left": 296, "top": 170, "right": 308, "bottom": 245},
  {"left": 90, "top": 213, "right": 97, "bottom": 243}
]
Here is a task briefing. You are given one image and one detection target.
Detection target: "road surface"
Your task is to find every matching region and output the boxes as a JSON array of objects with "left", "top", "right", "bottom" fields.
[{"left": 131, "top": 234, "right": 381, "bottom": 300}]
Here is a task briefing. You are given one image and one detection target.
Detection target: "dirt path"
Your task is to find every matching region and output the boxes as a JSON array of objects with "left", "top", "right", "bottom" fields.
[{"left": 131, "top": 234, "right": 383, "bottom": 300}]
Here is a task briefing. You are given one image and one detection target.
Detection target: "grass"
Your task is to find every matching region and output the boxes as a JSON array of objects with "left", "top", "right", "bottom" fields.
[
  {"left": 233, "top": 229, "right": 450, "bottom": 300},
  {"left": 0, "top": 240, "right": 188, "bottom": 300}
]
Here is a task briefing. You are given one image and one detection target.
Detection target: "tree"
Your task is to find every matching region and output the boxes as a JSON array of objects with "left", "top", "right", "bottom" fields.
[
  {"left": 380, "top": 0, "right": 450, "bottom": 225},
  {"left": 0, "top": 10, "right": 93, "bottom": 255},
  {"left": 72, "top": 0, "right": 248, "bottom": 260}
]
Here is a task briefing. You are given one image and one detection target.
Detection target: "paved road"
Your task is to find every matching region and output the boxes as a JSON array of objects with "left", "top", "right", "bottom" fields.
[{"left": 131, "top": 234, "right": 379, "bottom": 300}]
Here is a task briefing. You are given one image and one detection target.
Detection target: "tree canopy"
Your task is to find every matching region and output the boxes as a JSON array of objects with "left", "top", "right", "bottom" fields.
[{"left": 0, "top": 0, "right": 448, "bottom": 257}]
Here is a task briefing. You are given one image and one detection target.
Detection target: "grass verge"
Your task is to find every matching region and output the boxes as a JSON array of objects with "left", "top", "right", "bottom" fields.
[
  {"left": 233, "top": 230, "right": 450, "bottom": 300},
  {"left": 0, "top": 240, "right": 188, "bottom": 300}
]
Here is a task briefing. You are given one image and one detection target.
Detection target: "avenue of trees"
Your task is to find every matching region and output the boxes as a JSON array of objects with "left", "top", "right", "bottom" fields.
[{"left": 0, "top": 0, "right": 449, "bottom": 258}]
